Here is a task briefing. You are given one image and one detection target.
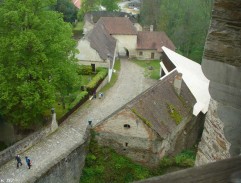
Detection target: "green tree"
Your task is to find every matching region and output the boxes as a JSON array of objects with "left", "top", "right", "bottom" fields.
[
  {"left": 0, "top": 0, "right": 79, "bottom": 128},
  {"left": 139, "top": 0, "right": 161, "bottom": 29},
  {"left": 54, "top": 0, "right": 78, "bottom": 23},
  {"left": 100, "top": 0, "right": 120, "bottom": 11},
  {"left": 157, "top": 0, "right": 213, "bottom": 63},
  {"left": 78, "top": 0, "right": 120, "bottom": 20},
  {"left": 78, "top": 0, "right": 100, "bottom": 20}
]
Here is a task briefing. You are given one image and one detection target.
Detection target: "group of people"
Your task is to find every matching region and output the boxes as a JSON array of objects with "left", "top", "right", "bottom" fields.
[
  {"left": 16, "top": 155, "right": 32, "bottom": 169},
  {"left": 93, "top": 91, "right": 104, "bottom": 99}
]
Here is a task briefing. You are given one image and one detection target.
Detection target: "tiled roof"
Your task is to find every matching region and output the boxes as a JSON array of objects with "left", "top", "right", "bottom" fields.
[
  {"left": 137, "top": 31, "right": 175, "bottom": 52},
  {"left": 96, "top": 70, "right": 196, "bottom": 138},
  {"left": 127, "top": 70, "right": 196, "bottom": 138},
  {"left": 72, "top": 0, "right": 81, "bottom": 9},
  {"left": 86, "top": 19, "right": 116, "bottom": 60},
  {"left": 100, "top": 17, "right": 137, "bottom": 35}
]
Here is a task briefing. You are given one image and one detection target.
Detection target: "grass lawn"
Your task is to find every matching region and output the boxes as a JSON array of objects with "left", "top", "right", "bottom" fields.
[
  {"left": 73, "top": 21, "right": 84, "bottom": 39},
  {"left": 132, "top": 59, "right": 160, "bottom": 80},
  {"left": 73, "top": 21, "right": 84, "bottom": 31},
  {"left": 44, "top": 72, "right": 97, "bottom": 121},
  {"left": 80, "top": 131, "right": 196, "bottom": 183},
  {"left": 99, "top": 59, "right": 121, "bottom": 93}
]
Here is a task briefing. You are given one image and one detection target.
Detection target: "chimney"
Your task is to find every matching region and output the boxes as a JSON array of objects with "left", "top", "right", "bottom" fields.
[
  {"left": 150, "top": 25, "right": 153, "bottom": 32},
  {"left": 174, "top": 73, "right": 182, "bottom": 95}
]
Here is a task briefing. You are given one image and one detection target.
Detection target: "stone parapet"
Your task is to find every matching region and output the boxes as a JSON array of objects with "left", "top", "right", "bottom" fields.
[
  {"left": 195, "top": 99, "right": 231, "bottom": 166},
  {"left": 197, "top": 0, "right": 241, "bottom": 166},
  {"left": 0, "top": 114, "right": 58, "bottom": 167}
]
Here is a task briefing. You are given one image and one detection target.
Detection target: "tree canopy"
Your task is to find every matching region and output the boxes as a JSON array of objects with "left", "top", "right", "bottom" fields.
[
  {"left": 53, "top": 0, "right": 78, "bottom": 23},
  {"left": 140, "top": 0, "right": 213, "bottom": 63},
  {"left": 100, "top": 0, "right": 120, "bottom": 11},
  {"left": 78, "top": 0, "right": 120, "bottom": 20},
  {"left": 0, "top": 0, "right": 80, "bottom": 128}
]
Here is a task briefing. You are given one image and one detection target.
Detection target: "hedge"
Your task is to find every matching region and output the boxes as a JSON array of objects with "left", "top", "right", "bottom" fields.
[{"left": 86, "top": 68, "right": 108, "bottom": 92}]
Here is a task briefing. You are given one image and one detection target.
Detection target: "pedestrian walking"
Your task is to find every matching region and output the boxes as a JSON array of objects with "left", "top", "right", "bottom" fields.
[
  {"left": 25, "top": 156, "right": 32, "bottom": 169},
  {"left": 93, "top": 91, "right": 96, "bottom": 99},
  {"left": 15, "top": 155, "right": 22, "bottom": 168}
]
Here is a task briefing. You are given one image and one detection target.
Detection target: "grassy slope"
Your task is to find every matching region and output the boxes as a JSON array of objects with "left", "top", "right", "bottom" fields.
[
  {"left": 99, "top": 59, "right": 121, "bottom": 93},
  {"left": 80, "top": 131, "right": 196, "bottom": 183},
  {"left": 132, "top": 60, "right": 160, "bottom": 80}
]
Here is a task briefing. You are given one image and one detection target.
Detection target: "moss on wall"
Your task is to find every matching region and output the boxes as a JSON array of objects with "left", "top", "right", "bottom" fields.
[
  {"left": 167, "top": 103, "right": 182, "bottom": 125},
  {"left": 131, "top": 108, "right": 152, "bottom": 127}
]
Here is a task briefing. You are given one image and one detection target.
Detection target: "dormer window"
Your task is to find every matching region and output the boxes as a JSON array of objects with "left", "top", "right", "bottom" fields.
[{"left": 124, "top": 124, "right": 130, "bottom": 129}]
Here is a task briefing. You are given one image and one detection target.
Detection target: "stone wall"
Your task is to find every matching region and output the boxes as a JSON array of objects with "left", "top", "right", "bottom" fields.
[
  {"left": 135, "top": 156, "right": 241, "bottom": 183},
  {"left": 135, "top": 50, "right": 161, "bottom": 60},
  {"left": 0, "top": 114, "right": 58, "bottom": 166},
  {"left": 113, "top": 35, "right": 137, "bottom": 57},
  {"left": 95, "top": 108, "right": 204, "bottom": 166},
  {"left": 196, "top": 0, "right": 241, "bottom": 165},
  {"left": 34, "top": 129, "right": 90, "bottom": 183},
  {"left": 195, "top": 99, "right": 231, "bottom": 165}
]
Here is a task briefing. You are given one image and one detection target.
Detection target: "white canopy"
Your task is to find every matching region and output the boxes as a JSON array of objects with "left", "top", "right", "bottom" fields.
[{"left": 161, "top": 46, "right": 210, "bottom": 116}]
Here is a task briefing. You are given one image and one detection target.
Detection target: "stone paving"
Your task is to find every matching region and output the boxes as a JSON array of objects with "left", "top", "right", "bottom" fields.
[{"left": 0, "top": 58, "right": 156, "bottom": 183}]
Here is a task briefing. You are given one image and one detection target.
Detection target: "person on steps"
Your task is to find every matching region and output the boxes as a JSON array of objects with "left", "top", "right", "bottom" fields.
[
  {"left": 16, "top": 155, "right": 22, "bottom": 168},
  {"left": 25, "top": 156, "right": 32, "bottom": 169}
]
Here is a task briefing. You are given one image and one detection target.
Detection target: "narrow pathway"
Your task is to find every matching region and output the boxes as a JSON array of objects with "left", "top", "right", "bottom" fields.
[{"left": 0, "top": 59, "right": 156, "bottom": 182}]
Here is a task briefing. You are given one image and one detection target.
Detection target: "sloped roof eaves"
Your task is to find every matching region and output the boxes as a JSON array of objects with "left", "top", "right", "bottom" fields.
[
  {"left": 127, "top": 71, "right": 196, "bottom": 138},
  {"left": 101, "top": 17, "right": 138, "bottom": 35},
  {"left": 137, "top": 31, "right": 176, "bottom": 52},
  {"left": 95, "top": 70, "right": 196, "bottom": 139},
  {"left": 87, "top": 19, "right": 117, "bottom": 60}
]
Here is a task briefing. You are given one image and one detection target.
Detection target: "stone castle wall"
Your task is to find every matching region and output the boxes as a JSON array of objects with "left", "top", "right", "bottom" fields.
[{"left": 196, "top": 0, "right": 241, "bottom": 165}]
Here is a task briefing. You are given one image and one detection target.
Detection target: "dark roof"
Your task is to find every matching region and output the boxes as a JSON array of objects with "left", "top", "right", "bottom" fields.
[
  {"left": 100, "top": 17, "right": 137, "bottom": 35},
  {"left": 126, "top": 70, "right": 195, "bottom": 138},
  {"left": 96, "top": 71, "right": 196, "bottom": 139},
  {"left": 86, "top": 18, "right": 116, "bottom": 60},
  {"left": 84, "top": 11, "right": 137, "bottom": 24},
  {"left": 137, "top": 31, "right": 176, "bottom": 52}
]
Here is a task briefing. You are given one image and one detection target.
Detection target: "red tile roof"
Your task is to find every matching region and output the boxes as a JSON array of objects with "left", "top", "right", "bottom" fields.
[
  {"left": 137, "top": 31, "right": 175, "bottom": 52},
  {"left": 72, "top": 0, "right": 81, "bottom": 9},
  {"left": 100, "top": 17, "right": 137, "bottom": 35}
]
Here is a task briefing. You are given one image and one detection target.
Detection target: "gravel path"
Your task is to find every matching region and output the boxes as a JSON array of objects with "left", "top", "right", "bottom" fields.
[{"left": 0, "top": 58, "right": 157, "bottom": 182}]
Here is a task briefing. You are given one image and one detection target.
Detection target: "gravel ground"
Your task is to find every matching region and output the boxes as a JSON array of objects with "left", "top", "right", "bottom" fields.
[{"left": 0, "top": 58, "right": 157, "bottom": 182}]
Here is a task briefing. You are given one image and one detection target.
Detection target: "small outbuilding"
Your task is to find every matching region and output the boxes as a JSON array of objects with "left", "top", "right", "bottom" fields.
[{"left": 94, "top": 70, "right": 205, "bottom": 166}]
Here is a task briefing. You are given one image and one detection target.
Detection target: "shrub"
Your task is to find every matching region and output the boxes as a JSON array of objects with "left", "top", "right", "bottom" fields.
[
  {"left": 68, "top": 91, "right": 88, "bottom": 110},
  {"left": 167, "top": 103, "right": 183, "bottom": 125},
  {"left": 174, "top": 150, "right": 195, "bottom": 167},
  {"left": 77, "top": 65, "right": 93, "bottom": 75},
  {"left": 160, "top": 156, "right": 174, "bottom": 168},
  {"left": 86, "top": 68, "right": 108, "bottom": 91}
]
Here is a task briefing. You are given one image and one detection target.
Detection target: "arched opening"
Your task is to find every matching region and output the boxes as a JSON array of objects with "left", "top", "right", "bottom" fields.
[{"left": 124, "top": 48, "right": 129, "bottom": 57}]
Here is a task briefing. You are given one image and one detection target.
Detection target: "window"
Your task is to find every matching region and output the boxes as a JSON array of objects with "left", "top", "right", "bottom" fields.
[
  {"left": 139, "top": 51, "right": 143, "bottom": 56},
  {"left": 124, "top": 124, "right": 131, "bottom": 129},
  {"left": 151, "top": 52, "right": 155, "bottom": 59},
  {"left": 125, "top": 143, "right": 128, "bottom": 147}
]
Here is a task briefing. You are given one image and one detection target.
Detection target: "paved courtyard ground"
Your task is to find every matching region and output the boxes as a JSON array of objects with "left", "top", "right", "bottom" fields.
[{"left": 0, "top": 58, "right": 157, "bottom": 182}]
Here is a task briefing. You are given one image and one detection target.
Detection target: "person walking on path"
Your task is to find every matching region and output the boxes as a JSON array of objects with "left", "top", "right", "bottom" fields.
[
  {"left": 15, "top": 155, "right": 22, "bottom": 168},
  {"left": 25, "top": 156, "right": 32, "bottom": 169}
]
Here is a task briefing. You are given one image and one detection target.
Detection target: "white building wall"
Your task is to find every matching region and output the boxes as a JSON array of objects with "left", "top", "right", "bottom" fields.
[
  {"left": 76, "top": 39, "right": 103, "bottom": 62},
  {"left": 136, "top": 50, "right": 161, "bottom": 60},
  {"left": 112, "top": 35, "right": 137, "bottom": 57},
  {"left": 94, "top": 108, "right": 163, "bottom": 165}
]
